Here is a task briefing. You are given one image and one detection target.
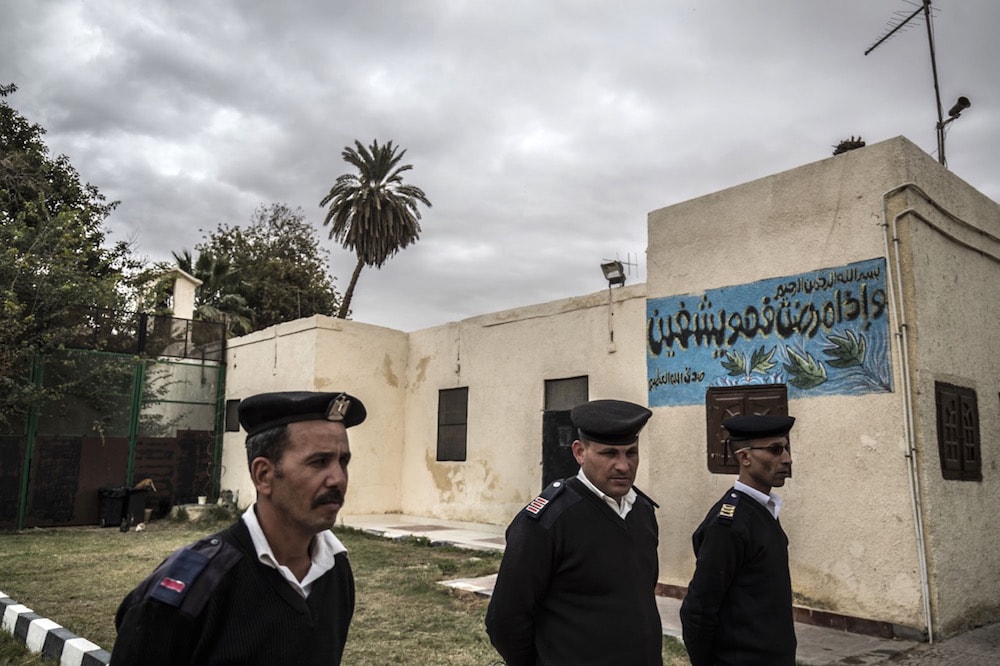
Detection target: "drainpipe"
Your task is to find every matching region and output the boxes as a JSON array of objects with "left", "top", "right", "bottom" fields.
[{"left": 879, "top": 182, "right": 1000, "bottom": 643}]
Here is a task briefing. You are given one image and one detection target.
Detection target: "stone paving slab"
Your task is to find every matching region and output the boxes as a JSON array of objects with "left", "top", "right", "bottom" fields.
[
  {"left": 876, "top": 621, "right": 1000, "bottom": 665},
  {"left": 436, "top": 573, "right": 921, "bottom": 665},
  {"left": 344, "top": 514, "right": 934, "bottom": 666}
]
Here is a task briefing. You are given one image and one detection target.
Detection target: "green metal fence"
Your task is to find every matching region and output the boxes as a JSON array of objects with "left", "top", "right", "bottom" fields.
[{"left": 0, "top": 311, "right": 226, "bottom": 530}]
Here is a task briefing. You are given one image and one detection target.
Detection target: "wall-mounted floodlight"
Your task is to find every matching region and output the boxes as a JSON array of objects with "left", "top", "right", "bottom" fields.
[
  {"left": 601, "top": 260, "right": 626, "bottom": 288},
  {"left": 946, "top": 96, "right": 971, "bottom": 119},
  {"left": 937, "top": 96, "right": 971, "bottom": 166}
]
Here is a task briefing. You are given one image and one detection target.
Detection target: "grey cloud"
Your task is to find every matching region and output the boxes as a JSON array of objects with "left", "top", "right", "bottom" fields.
[{"left": 3, "top": 0, "right": 997, "bottom": 331}]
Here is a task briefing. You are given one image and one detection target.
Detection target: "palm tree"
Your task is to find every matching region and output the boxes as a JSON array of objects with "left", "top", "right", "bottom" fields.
[
  {"left": 320, "top": 139, "right": 432, "bottom": 318},
  {"left": 172, "top": 249, "right": 254, "bottom": 336}
]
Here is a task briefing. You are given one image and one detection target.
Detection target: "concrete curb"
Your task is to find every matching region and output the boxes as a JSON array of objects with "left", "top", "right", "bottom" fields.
[{"left": 1, "top": 592, "right": 111, "bottom": 665}]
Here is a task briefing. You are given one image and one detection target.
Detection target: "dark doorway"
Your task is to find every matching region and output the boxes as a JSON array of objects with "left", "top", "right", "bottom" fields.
[{"left": 541, "top": 376, "right": 588, "bottom": 488}]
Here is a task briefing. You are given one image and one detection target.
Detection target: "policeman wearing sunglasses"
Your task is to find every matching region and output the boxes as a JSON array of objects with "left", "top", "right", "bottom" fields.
[{"left": 680, "top": 414, "right": 798, "bottom": 666}]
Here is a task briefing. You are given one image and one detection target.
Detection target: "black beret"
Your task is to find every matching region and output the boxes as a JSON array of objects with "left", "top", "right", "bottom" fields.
[
  {"left": 571, "top": 399, "right": 652, "bottom": 445},
  {"left": 238, "top": 391, "right": 367, "bottom": 437},
  {"left": 722, "top": 415, "right": 795, "bottom": 441}
]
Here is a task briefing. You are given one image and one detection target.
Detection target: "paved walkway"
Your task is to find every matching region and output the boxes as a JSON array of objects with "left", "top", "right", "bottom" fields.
[{"left": 341, "top": 512, "right": 1000, "bottom": 666}]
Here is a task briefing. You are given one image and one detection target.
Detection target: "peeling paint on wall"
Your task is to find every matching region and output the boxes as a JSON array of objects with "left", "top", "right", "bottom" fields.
[
  {"left": 382, "top": 353, "right": 399, "bottom": 387},
  {"left": 414, "top": 355, "right": 431, "bottom": 386}
]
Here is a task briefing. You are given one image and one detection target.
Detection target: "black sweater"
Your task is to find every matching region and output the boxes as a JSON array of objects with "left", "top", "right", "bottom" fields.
[
  {"left": 679, "top": 489, "right": 796, "bottom": 666},
  {"left": 112, "top": 519, "right": 354, "bottom": 665},
  {"left": 485, "top": 477, "right": 662, "bottom": 665}
]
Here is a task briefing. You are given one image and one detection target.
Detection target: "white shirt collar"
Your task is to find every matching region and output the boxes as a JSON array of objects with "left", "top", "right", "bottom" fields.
[
  {"left": 576, "top": 468, "right": 636, "bottom": 519},
  {"left": 734, "top": 480, "right": 783, "bottom": 519},
  {"left": 241, "top": 504, "right": 346, "bottom": 598}
]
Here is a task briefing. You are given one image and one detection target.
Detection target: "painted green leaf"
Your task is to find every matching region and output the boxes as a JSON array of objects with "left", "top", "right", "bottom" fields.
[
  {"left": 824, "top": 330, "right": 866, "bottom": 368},
  {"left": 721, "top": 350, "right": 747, "bottom": 376},
  {"left": 783, "top": 348, "right": 828, "bottom": 389},
  {"left": 749, "top": 345, "right": 777, "bottom": 374}
]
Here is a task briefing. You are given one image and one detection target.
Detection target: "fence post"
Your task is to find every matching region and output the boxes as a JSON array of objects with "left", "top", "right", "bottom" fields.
[
  {"left": 125, "top": 359, "right": 146, "bottom": 486},
  {"left": 211, "top": 361, "right": 227, "bottom": 499},
  {"left": 17, "top": 355, "right": 44, "bottom": 530}
]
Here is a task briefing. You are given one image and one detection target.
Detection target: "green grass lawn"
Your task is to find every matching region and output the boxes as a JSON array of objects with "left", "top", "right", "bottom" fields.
[{"left": 0, "top": 517, "right": 690, "bottom": 665}]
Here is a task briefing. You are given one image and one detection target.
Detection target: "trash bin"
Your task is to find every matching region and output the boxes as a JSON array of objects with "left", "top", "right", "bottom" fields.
[
  {"left": 125, "top": 489, "right": 149, "bottom": 528},
  {"left": 98, "top": 487, "right": 129, "bottom": 529},
  {"left": 99, "top": 486, "right": 150, "bottom": 531}
]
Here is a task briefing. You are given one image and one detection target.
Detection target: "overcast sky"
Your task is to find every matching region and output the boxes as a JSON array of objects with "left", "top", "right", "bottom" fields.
[{"left": 4, "top": 1, "right": 997, "bottom": 331}]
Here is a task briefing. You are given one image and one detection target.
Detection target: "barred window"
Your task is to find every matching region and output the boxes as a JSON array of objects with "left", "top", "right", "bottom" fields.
[
  {"left": 705, "top": 385, "right": 788, "bottom": 474},
  {"left": 935, "top": 382, "right": 982, "bottom": 481},
  {"left": 437, "top": 387, "right": 469, "bottom": 462}
]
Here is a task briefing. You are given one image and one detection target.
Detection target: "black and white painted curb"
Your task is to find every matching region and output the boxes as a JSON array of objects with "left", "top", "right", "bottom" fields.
[{"left": 1, "top": 591, "right": 111, "bottom": 665}]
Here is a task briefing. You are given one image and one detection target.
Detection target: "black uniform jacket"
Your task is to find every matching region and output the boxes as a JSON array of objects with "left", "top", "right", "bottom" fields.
[
  {"left": 485, "top": 477, "right": 662, "bottom": 665},
  {"left": 112, "top": 518, "right": 354, "bottom": 665},
  {"left": 679, "top": 489, "right": 796, "bottom": 666}
]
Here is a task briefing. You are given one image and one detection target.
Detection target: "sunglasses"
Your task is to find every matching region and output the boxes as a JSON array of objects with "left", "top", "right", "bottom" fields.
[{"left": 742, "top": 443, "right": 791, "bottom": 456}]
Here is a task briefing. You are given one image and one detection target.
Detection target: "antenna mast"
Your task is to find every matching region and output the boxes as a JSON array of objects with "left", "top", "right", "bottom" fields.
[{"left": 865, "top": 0, "right": 970, "bottom": 167}]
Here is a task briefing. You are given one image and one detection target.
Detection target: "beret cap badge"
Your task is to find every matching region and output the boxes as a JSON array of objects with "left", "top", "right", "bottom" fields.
[
  {"left": 326, "top": 394, "right": 351, "bottom": 422},
  {"left": 238, "top": 391, "right": 367, "bottom": 437}
]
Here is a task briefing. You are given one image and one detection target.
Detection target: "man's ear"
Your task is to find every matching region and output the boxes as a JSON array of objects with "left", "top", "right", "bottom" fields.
[
  {"left": 571, "top": 439, "right": 586, "bottom": 465},
  {"left": 250, "top": 457, "right": 275, "bottom": 495}
]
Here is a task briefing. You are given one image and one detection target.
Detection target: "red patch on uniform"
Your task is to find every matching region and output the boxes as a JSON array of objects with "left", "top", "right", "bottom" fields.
[
  {"left": 159, "top": 577, "right": 186, "bottom": 593},
  {"left": 525, "top": 496, "right": 549, "bottom": 514}
]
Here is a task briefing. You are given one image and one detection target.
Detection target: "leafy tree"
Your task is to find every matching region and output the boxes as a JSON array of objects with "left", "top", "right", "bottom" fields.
[
  {"left": 320, "top": 139, "right": 432, "bottom": 318},
  {"left": 1, "top": 85, "right": 139, "bottom": 428},
  {"left": 195, "top": 203, "right": 341, "bottom": 332}
]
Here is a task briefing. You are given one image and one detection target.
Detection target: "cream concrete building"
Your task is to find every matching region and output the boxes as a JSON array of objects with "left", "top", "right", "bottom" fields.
[{"left": 219, "top": 136, "right": 999, "bottom": 641}]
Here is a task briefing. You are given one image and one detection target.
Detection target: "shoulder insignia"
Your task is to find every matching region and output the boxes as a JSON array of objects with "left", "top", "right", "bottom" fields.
[
  {"left": 522, "top": 479, "right": 568, "bottom": 520},
  {"left": 632, "top": 485, "right": 659, "bottom": 509},
  {"left": 717, "top": 491, "right": 741, "bottom": 526},
  {"left": 148, "top": 534, "right": 234, "bottom": 609},
  {"left": 150, "top": 548, "right": 211, "bottom": 607}
]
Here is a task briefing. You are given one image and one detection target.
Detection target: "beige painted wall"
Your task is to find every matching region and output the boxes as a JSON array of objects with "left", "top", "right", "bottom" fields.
[
  {"left": 397, "top": 285, "right": 648, "bottom": 526},
  {"left": 168, "top": 268, "right": 201, "bottom": 321},
  {"left": 216, "top": 136, "right": 998, "bottom": 637},
  {"left": 221, "top": 316, "right": 407, "bottom": 515},
  {"left": 645, "top": 137, "right": 933, "bottom": 631},
  {"left": 884, "top": 156, "right": 1000, "bottom": 635}
]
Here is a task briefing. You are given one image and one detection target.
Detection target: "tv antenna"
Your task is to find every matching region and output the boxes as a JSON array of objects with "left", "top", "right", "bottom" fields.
[{"left": 865, "top": 0, "right": 971, "bottom": 167}]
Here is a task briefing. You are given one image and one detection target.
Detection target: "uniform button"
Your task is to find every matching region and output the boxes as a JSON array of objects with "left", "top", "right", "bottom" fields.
[
  {"left": 554, "top": 482, "right": 561, "bottom": 487},
  {"left": 210, "top": 538, "right": 219, "bottom": 545}
]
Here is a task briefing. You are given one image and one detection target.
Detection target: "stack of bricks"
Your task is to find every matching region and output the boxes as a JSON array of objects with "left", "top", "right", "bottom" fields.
[{"left": 1, "top": 591, "right": 111, "bottom": 665}]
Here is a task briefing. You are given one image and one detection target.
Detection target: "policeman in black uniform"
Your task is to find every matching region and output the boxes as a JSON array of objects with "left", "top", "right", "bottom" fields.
[
  {"left": 111, "top": 391, "right": 365, "bottom": 666},
  {"left": 680, "top": 414, "right": 797, "bottom": 666},
  {"left": 485, "top": 399, "right": 663, "bottom": 665}
]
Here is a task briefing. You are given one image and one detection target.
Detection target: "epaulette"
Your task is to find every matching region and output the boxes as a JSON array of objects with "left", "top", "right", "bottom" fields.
[
  {"left": 716, "top": 490, "right": 741, "bottom": 527},
  {"left": 633, "top": 485, "right": 659, "bottom": 509},
  {"left": 522, "top": 479, "right": 568, "bottom": 520},
  {"left": 148, "top": 534, "right": 242, "bottom": 615}
]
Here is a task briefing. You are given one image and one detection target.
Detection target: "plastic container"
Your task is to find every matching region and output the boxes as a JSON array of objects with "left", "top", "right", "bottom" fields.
[
  {"left": 98, "top": 487, "right": 129, "bottom": 529},
  {"left": 125, "top": 489, "right": 149, "bottom": 528},
  {"left": 98, "top": 486, "right": 150, "bottom": 531}
]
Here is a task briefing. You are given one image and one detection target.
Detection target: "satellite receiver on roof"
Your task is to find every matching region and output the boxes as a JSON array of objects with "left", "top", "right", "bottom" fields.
[{"left": 865, "top": 0, "right": 971, "bottom": 167}]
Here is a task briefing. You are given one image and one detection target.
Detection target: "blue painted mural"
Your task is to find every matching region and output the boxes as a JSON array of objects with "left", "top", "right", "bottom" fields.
[{"left": 646, "top": 258, "right": 893, "bottom": 407}]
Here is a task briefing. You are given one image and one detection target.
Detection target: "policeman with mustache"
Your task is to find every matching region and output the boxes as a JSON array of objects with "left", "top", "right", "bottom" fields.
[
  {"left": 486, "top": 399, "right": 663, "bottom": 665},
  {"left": 112, "top": 391, "right": 364, "bottom": 665}
]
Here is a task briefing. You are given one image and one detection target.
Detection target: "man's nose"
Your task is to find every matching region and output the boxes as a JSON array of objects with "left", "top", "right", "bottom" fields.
[{"left": 326, "top": 466, "right": 347, "bottom": 487}]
